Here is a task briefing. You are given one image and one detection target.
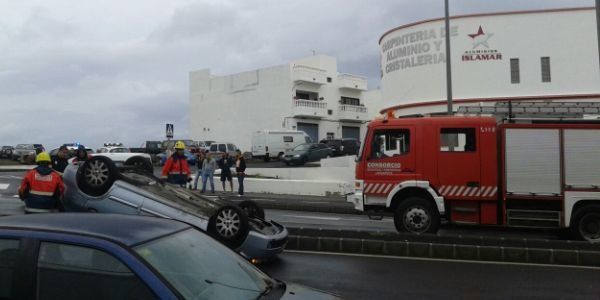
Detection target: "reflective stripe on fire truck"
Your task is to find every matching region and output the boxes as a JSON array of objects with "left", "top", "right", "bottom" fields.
[
  {"left": 438, "top": 185, "right": 497, "bottom": 197},
  {"left": 366, "top": 183, "right": 498, "bottom": 198}
]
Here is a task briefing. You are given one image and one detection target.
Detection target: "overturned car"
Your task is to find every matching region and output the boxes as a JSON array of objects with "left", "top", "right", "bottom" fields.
[{"left": 62, "top": 156, "right": 287, "bottom": 260}]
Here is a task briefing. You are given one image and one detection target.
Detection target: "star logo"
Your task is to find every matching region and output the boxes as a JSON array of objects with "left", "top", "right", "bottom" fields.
[{"left": 468, "top": 26, "right": 494, "bottom": 49}]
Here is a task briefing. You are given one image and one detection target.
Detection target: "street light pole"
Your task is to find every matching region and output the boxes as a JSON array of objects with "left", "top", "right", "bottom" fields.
[{"left": 444, "top": 0, "right": 453, "bottom": 114}]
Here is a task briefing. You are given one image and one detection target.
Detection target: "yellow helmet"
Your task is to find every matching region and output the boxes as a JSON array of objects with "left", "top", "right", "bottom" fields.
[
  {"left": 36, "top": 152, "right": 51, "bottom": 163},
  {"left": 174, "top": 141, "right": 185, "bottom": 150}
]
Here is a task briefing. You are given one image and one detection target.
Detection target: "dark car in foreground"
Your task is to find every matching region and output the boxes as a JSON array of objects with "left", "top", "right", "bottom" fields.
[
  {"left": 62, "top": 156, "right": 287, "bottom": 260},
  {"left": 319, "top": 138, "right": 360, "bottom": 156},
  {"left": 283, "top": 143, "right": 332, "bottom": 165},
  {"left": 0, "top": 213, "right": 339, "bottom": 299}
]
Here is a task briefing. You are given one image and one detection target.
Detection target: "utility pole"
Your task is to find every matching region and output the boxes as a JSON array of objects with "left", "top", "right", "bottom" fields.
[
  {"left": 596, "top": 0, "right": 600, "bottom": 71},
  {"left": 444, "top": 0, "right": 453, "bottom": 114}
]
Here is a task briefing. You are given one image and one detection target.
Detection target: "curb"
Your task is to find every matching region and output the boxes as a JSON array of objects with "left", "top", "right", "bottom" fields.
[{"left": 285, "top": 234, "right": 600, "bottom": 267}]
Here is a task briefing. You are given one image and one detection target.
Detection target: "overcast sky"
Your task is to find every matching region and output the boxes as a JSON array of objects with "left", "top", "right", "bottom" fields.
[{"left": 0, "top": 0, "right": 594, "bottom": 149}]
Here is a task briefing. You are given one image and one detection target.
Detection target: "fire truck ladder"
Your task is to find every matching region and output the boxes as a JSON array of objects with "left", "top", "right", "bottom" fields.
[{"left": 458, "top": 101, "right": 600, "bottom": 121}]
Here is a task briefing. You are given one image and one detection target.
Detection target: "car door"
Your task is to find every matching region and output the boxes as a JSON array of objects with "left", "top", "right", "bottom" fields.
[
  {"left": 0, "top": 238, "right": 22, "bottom": 299},
  {"left": 32, "top": 240, "right": 171, "bottom": 299}
]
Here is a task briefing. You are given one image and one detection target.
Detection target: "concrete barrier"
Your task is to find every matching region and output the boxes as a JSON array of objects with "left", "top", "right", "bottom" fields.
[{"left": 285, "top": 234, "right": 600, "bottom": 267}]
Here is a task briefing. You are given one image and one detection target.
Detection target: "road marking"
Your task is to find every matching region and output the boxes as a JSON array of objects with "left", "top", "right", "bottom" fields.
[
  {"left": 0, "top": 184, "right": 9, "bottom": 190},
  {"left": 286, "top": 250, "right": 600, "bottom": 270},
  {"left": 13, "top": 195, "right": 19, "bottom": 198},
  {"left": 0, "top": 175, "right": 22, "bottom": 180},
  {"left": 282, "top": 214, "right": 340, "bottom": 221}
]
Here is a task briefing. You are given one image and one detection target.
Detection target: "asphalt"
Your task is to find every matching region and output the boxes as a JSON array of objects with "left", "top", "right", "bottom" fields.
[{"left": 259, "top": 251, "right": 600, "bottom": 300}]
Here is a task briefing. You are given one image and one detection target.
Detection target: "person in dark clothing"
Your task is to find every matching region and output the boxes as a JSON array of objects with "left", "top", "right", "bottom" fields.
[
  {"left": 19, "top": 152, "right": 64, "bottom": 213},
  {"left": 217, "top": 153, "right": 234, "bottom": 192},
  {"left": 235, "top": 150, "right": 247, "bottom": 196},
  {"left": 52, "top": 145, "right": 70, "bottom": 175},
  {"left": 73, "top": 145, "right": 92, "bottom": 164}
]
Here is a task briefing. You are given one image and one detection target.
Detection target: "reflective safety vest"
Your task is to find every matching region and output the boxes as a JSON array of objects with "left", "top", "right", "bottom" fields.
[
  {"left": 161, "top": 156, "right": 191, "bottom": 185},
  {"left": 19, "top": 167, "right": 64, "bottom": 210}
]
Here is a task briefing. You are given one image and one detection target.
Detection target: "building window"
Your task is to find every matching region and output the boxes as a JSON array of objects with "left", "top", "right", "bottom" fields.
[
  {"left": 510, "top": 58, "right": 520, "bottom": 84},
  {"left": 327, "top": 109, "right": 333, "bottom": 115},
  {"left": 296, "top": 90, "right": 318, "bottom": 101},
  {"left": 340, "top": 97, "right": 360, "bottom": 106},
  {"left": 440, "top": 128, "right": 476, "bottom": 152},
  {"left": 327, "top": 77, "right": 332, "bottom": 83},
  {"left": 541, "top": 57, "right": 551, "bottom": 82}
]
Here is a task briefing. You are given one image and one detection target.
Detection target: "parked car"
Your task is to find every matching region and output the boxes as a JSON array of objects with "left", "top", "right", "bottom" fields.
[
  {"left": 0, "top": 213, "right": 338, "bottom": 300},
  {"left": 62, "top": 156, "right": 288, "bottom": 260},
  {"left": 209, "top": 142, "right": 239, "bottom": 157},
  {"left": 94, "top": 146, "right": 152, "bottom": 171},
  {"left": 129, "top": 140, "right": 163, "bottom": 155},
  {"left": 319, "top": 138, "right": 360, "bottom": 156},
  {"left": 12, "top": 144, "right": 44, "bottom": 163},
  {"left": 0, "top": 146, "right": 14, "bottom": 159},
  {"left": 252, "top": 130, "right": 311, "bottom": 161},
  {"left": 282, "top": 143, "right": 332, "bottom": 165}
]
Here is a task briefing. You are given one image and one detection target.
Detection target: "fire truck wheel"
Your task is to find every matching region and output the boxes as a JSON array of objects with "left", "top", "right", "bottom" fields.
[
  {"left": 394, "top": 197, "right": 440, "bottom": 234},
  {"left": 571, "top": 205, "right": 600, "bottom": 242}
]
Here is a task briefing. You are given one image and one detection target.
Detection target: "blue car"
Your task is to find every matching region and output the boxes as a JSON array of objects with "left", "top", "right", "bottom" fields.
[{"left": 0, "top": 213, "right": 339, "bottom": 300}]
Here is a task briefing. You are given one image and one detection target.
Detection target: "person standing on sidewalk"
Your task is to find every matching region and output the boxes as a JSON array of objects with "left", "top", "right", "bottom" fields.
[
  {"left": 235, "top": 150, "right": 247, "bottom": 197},
  {"left": 201, "top": 153, "right": 217, "bottom": 193},
  {"left": 218, "top": 153, "right": 234, "bottom": 192},
  {"left": 193, "top": 151, "right": 205, "bottom": 190}
]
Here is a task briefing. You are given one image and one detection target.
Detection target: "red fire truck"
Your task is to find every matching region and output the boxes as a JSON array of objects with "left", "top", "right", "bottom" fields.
[{"left": 349, "top": 112, "right": 600, "bottom": 242}]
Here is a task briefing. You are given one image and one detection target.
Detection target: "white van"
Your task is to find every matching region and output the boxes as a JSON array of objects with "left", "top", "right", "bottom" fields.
[{"left": 251, "top": 130, "right": 311, "bottom": 161}]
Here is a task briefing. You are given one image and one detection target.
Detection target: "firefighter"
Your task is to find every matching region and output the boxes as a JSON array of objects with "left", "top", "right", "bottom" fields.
[
  {"left": 161, "top": 141, "right": 191, "bottom": 186},
  {"left": 18, "top": 152, "right": 65, "bottom": 213}
]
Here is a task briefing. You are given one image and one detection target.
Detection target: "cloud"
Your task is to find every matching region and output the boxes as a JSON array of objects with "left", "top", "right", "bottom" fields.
[{"left": 0, "top": 0, "right": 594, "bottom": 149}]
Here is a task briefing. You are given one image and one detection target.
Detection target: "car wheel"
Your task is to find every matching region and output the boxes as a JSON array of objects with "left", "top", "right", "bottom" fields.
[
  {"left": 76, "top": 156, "right": 118, "bottom": 197},
  {"left": 124, "top": 156, "right": 154, "bottom": 174},
  {"left": 238, "top": 200, "right": 265, "bottom": 219},
  {"left": 394, "top": 197, "right": 440, "bottom": 234},
  {"left": 209, "top": 205, "right": 250, "bottom": 249},
  {"left": 570, "top": 205, "right": 600, "bottom": 242}
]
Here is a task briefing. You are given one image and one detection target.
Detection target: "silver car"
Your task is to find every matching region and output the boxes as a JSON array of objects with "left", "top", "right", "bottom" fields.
[{"left": 62, "top": 156, "right": 288, "bottom": 260}]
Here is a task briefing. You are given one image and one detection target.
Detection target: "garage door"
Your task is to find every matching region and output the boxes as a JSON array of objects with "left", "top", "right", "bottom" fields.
[
  {"left": 297, "top": 123, "right": 318, "bottom": 143},
  {"left": 342, "top": 126, "right": 360, "bottom": 140}
]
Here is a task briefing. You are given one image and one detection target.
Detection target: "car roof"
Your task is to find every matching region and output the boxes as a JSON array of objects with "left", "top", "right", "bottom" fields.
[{"left": 0, "top": 213, "right": 190, "bottom": 246}]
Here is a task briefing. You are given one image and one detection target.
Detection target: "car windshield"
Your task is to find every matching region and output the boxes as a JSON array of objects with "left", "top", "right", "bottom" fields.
[
  {"left": 293, "top": 143, "right": 311, "bottom": 151},
  {"left": 135, "top": 228, "right": 270, "bottom": 300}
]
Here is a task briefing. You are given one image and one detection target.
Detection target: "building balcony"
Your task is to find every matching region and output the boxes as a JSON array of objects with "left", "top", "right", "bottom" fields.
[
  {"left": 293, "top": 99, "right": 328, "bottom": 119},
  {"left": 338, "top": 104, "right": 368, "bottom": 122},
  {"left": 292, "top": 65, "right": 327, "bottom": 85},
  {"left": 338, "top": 73, "right": 367, "bottom": 91}
]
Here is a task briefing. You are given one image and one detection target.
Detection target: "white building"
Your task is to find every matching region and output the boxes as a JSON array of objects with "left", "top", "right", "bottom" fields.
[
  {"left": 378, "top": 7, "right": 600, "bottom": 115},
  {"left": 190, "top": 55, "right": 380, "bottom": 151}
]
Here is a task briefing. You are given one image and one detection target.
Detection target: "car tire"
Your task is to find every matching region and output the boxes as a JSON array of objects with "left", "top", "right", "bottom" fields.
[
  {"left": 238, "top": 200, "right": 265, "bottom": 219},
  {"left": 570, "top": 205, "right": 600, "bottom": 242},
  {"left": 124, "top": 156, "right": 154, "bottom": 174},
  {"left": 76, "top": 156, "right": 118, "bottom": 197},
  {"left": 394, "top": 196, "right": 440, "bottom": 234},
  {"left": 208, "top": 205, "right": 250, "bottom": 249}
]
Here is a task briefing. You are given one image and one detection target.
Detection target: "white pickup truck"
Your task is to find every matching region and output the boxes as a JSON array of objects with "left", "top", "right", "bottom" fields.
[{"left": 94, "top": 146, "right": 153, "bottom": 171}]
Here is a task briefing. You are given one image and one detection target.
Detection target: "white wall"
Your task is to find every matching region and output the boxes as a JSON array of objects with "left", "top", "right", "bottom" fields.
[{"left": 379, "top": 8, "right": 600, "bottom": 110}]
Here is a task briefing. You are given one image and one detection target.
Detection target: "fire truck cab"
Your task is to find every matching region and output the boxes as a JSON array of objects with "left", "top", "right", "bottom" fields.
[{"left": 350, "top": 113, "right": 600, "bottom": 242}]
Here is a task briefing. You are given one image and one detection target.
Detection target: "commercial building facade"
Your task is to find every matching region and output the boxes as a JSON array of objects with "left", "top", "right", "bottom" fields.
[
  {"left": 190, "top": 55, "right": 381, "bottom": 151},
  {"left": 378, "top": 7, "right": 600, "bottom": 115}
]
